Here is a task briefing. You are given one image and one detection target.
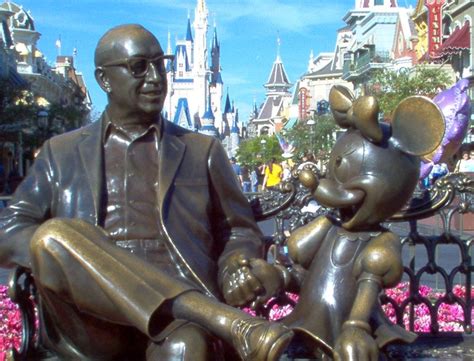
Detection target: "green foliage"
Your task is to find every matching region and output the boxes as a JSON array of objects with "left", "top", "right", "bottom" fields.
[
  {"left": 284, "top": 114, "right": 338, "bottom": 162},
  {"left": 236, "top": 135, "right": 282, "bottom": 166},
  {"left": 0, "top": 78, "right": 89, "bottom": 150},
  {"left": 0, "top": 79, "right": 37, "bottom": 126},
  {"left": 47, "top": 103, "right": 89, "bottom": 131},
  {"left": 368, "top": 65, "right": 452, "bottom": 117}
]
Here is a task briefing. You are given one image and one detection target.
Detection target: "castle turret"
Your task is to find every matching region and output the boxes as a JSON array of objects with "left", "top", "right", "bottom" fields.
[
  {"left": 199, "top": 93, "right": 219, "bottom": 138},
  {"left": 209, "top": 25, "right": 223, "bottom": 135}
]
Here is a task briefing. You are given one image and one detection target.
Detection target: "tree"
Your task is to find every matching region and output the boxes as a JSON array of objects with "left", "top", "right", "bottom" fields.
[
  {"left": 47, "top": 103, "right": 90, "bottom": 132},
  {"left": 368, "top": 65, "right": 452, "bottom": 118},
  {"left": 0, "top": 78, "right": 37, "bottom": 127},
  {"left": 236, "top": 135, "right": 282, "bottom": 166},
  {"left": 284, "top": 114, "right": 338, "bottom": 164}
]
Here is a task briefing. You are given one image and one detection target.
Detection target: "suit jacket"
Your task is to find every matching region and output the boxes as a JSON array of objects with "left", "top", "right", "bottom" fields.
[{"left": 0, "top": 113, "right": 264, "bottom": 298}]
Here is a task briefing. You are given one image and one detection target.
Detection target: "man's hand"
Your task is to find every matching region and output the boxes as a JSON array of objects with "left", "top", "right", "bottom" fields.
[
  {"left": 333, "top": 325, "right": 378, "bottom": 361},
  {"left": 220, "top": 255, "right": 284, "bottom": 307},
  {"left": 220, "top": 255, "right": 262, "bottom": 306},
  {"left": 247, "top": 258, "right": 285, "bottom": 309}
]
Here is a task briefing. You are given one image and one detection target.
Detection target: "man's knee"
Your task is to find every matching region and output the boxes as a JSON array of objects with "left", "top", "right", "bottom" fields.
[
  {"left": 30, "top": 218, "right": 105, "bottom": 261},
  {"left": 147, "top": 323, "right": 216, "bottom": 361}
]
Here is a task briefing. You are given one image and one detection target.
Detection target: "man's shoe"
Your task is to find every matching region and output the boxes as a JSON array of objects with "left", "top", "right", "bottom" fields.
[{"left": 231, "top": 318, "right": 293, "bottom": 361}]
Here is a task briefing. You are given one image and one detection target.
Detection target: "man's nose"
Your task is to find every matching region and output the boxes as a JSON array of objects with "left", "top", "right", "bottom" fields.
[{"left": 145, "top": 62, "right": 163, "bottom": 82}]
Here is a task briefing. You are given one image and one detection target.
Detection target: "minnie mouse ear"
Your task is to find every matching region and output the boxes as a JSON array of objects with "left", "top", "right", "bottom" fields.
[
  {"left": 391, "top": 96, "right": 445, "bottom": 156},
  {"left": 329, "top": 85, "right": 355, "bottom": 128}
]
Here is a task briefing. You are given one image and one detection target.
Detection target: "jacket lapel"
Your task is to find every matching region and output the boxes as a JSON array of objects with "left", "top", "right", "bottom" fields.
[
  {"left": 78, "top": 117, "right": 104, "bottom": 224},
  {"left": 158, "top": 121, "right": 185, "bottom": 211}
]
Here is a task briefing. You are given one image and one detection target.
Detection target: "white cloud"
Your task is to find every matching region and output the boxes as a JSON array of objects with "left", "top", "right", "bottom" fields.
[{"left": 209, "top": 0, "right": 349, "bottom": 33}]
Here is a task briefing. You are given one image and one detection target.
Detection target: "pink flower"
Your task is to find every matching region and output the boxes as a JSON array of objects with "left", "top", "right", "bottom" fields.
[{"left": 0, "top": 285, "right": 22, "bottom": 353}]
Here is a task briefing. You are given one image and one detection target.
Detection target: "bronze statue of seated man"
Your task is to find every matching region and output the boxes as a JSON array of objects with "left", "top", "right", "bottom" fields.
[{"left": 0, "top": 24, "right": 292, "bottom": 361}]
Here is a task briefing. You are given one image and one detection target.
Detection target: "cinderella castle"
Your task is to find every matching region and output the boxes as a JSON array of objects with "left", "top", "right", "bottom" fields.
[{"left": 163, "top": 0, "right": 242, "bottom": 157}]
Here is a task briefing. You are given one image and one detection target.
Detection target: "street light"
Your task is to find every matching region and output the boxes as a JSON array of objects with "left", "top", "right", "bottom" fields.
[
  {"left": 306, "top": 118, "right": 315, "bottom": 155},
  {"left": 260, "top": 138, "right": 267, "bottom": 162},
  {"left": 37, "top": 110, "right": 49, "bottom": 131},
  {"left": 34, "top": 109, "right": 49, "bottom": 159}
]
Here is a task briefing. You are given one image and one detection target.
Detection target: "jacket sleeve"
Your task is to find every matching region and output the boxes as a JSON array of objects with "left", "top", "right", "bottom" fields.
[
  {"left": 206, "top": 140, "right": 265, "bottom": 274},
  {"left": 0, "top": 141, "right": 55, "bottom": 268}
]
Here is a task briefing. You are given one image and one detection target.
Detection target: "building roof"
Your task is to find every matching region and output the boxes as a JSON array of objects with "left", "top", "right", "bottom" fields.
[
  {"left": 174, "top": 44, "right": 191, "bottom": 72},
  {"left": 359, "top": 0, "right": 397, "bottom": 8},
  {"left": 257, "top": 95, "right": 284, "bottom": 120},
  {"left": 202, "top": 95, "right": 215, "bottom": 120},
  {"left": 305, "top": 60, "right": 341, "bottom": 77},
  {"left": 0, "top": 11, "right": 13, "bottom": 48},
  {"left": 265, "top": 55, "right": 292, "bottom": 89},
  {"left": 173, "top": 98, "right": 193, "bottom": 128},
  {"left": 1, "top": 2, "right": 35, "bottom": 31}
]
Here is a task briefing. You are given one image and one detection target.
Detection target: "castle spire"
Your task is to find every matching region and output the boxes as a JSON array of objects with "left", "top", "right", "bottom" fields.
[
  {"left": 186, "top": 15, "right": 193, "bottom": 42},
  {"left": 199, "top": 91, "right": 219, "bottom": 138},
  {"left": 197, "top": 0, "right": 207, "bottom": 14},
  {"left": 210, "top": 25, "right": 222, "bottom": 85},
  {"left": 202, "top": 92, "right": 215, "bottom": 120},
  {"left": 224, "top": 89, "right": 232, "bottom": 114}
]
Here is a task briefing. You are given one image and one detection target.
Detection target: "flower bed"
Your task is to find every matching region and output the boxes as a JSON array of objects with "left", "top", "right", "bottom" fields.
[
  {"left": 0, "top": 285, "right": 22, "bottom": 359},
  {"left": 1, "top": 283, "right": 473, "bottom": 356},
  {"left": 382, "top": 282, "right": 474, "bottom": 332}
]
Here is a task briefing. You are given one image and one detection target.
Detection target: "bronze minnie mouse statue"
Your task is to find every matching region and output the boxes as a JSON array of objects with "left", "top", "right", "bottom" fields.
[{"left": 279, "top": 85, "right": 445, "bottom": 360}]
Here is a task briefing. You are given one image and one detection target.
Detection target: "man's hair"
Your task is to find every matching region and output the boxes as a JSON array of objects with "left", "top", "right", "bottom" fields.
[
  {"left": 230, "top": 157, "right": 236, "bottom": 162},
  {"left": 94, "top": 24, "right": 158, "bottom": 67}
]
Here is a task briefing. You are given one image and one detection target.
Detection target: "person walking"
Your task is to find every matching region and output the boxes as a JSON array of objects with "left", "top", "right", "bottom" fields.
[
  {"left": 250, "top": 165, "right": 259, "bottom": 193},
  {"left": 281, "top": 161, "right": 292, "bottom": 182},
  {"left": 455, "top": 150, "right": 474, "bottom": 173},
  {"left": 262, "top": 158, "right": 282, "bottom": 190},
  {"left": 230, "top": 156, "right": 243, "bottom": 187},
  {"left": 241, "top": 164, "right": 251, "bottom": 192}
]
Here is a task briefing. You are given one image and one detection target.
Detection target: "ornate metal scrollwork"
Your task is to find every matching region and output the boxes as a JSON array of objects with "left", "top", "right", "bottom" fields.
[{"left": 390, "top": 172, "right": 474, "bottom": 231}]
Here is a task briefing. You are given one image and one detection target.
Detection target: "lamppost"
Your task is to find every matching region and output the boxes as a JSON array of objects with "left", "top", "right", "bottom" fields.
[
  {"left": 37, "top": 109, "right": 49, "bottom": 147},
  {"left": 260, "top": 137, "right": 267, "bottom": 163},
  {"left": 306, "top": 118, "right": 315, "bottom": 157}
]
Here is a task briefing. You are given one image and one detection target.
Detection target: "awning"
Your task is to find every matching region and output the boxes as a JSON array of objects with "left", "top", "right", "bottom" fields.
[{"left": 432, "top": 23, "right": 470, "bottom": 59}]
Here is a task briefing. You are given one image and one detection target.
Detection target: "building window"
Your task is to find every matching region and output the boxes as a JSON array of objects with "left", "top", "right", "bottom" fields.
[{"left": 374, "top": 0, "right": 383, "bottom": 5}]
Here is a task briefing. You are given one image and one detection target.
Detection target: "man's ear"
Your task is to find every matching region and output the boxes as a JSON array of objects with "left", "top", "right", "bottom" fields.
[{"left": 95, "top": 67, "right": 111, "bottom": 93}]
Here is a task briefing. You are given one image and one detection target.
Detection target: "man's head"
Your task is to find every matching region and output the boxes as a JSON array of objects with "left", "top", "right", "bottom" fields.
[
  {"left": 95, "top": 24, "right": 170, "bottom": 120},
  {"left": 230, "top": 157, "right": 236, "bottom": 164}
]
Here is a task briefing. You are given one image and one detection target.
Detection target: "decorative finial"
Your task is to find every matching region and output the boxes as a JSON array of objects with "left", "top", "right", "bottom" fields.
[{"left": 277, "top": 31, "right": 281, "bottom": 60}]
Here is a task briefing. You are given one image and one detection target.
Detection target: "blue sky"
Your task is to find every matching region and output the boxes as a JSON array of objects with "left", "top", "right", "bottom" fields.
[{"left": 16, "top": 0, "right": 417, "bottom": 121}]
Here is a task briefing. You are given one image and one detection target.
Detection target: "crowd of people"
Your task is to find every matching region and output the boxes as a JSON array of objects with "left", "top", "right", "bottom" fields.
[
  {"left": 455, "top": 150, "right": 474, "bottom": 173},
  {"left": 231, "top": 147, "right": 474, "bottom": 194},
  {"left": 231, "top": 153, "right": 316, "bottom": 193}
]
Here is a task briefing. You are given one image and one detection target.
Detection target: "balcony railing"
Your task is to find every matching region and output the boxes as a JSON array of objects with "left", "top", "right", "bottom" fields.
[{"left": 343, "top": 50, "right": 391, "bottom": 79}]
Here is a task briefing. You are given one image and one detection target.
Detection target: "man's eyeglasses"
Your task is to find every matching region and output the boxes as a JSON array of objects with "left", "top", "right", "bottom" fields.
[{"left": 100, "top": 55, "right": 174, "bottom": 78}]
